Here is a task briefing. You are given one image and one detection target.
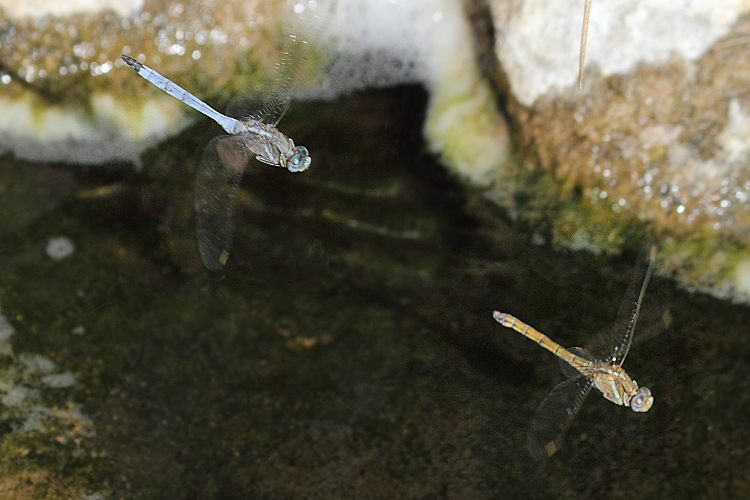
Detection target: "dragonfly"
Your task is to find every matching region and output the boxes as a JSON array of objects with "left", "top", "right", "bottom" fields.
[
  {"left": 121, "top": 1, "right": 330, "bottom": 270},
  {"left": 492, "top": 246, "right": 656, "bottom": 459}
]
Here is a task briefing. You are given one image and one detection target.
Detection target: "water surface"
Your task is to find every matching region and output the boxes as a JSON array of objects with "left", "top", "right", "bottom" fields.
[{"left": 0, "top": 86, "right": 748, "bottom": 499}]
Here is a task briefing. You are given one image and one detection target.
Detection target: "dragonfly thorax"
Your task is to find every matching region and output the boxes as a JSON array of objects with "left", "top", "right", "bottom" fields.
[
  {"left": 590, "top": 364, "right": 653, "bottom": 412},
  {"left": 235, "top": 120, "right": 311, "bottom": 172}
]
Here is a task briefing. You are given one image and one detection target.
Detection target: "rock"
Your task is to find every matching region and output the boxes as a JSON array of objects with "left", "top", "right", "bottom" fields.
[
  {"left": 0, "top": 0, "right": 509, "bottom": 183},
  {"left": 319, "top": 0, "right": 510, "bottom": 186},
  {"left": 46, "top": 236, "right": 75, "bottom": 260},
  {"left": 8, "top": 0, "right": 750, "bottom": 300},
  {"left": 481, "top": 0, "right": 750, "bottom": 301},
  {"left": 0, "top": 0, "right": 324, "bottom": 166}
]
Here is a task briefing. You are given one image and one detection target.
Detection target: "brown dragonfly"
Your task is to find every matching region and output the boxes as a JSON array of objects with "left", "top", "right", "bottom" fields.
[{"left": 493, "top": 247, "right": 656, "bottom": 459}]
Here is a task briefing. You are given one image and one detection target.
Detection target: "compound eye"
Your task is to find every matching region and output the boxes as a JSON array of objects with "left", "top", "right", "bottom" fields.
[
  {"left": 287, "top": 146, "right": 311, "bottom": 172},
  {"left": 631, "top": 387, "right": 654, "bottom": 412}
]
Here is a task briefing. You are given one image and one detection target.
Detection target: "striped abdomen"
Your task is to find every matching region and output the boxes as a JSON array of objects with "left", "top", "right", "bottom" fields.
[{"left": 492, "top": 311, "right": 591, "bottom": 372}]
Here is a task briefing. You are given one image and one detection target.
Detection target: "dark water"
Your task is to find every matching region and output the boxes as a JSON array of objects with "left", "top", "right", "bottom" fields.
[{"left": 0, "top": 86, "right": 748, "bottom": 499}]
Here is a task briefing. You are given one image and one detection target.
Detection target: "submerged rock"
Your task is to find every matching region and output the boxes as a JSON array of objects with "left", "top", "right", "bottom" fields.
[
  {"left": 46, "top": 236, "right": 75, "bottom": 260},
  {"left": 0, "top": 306, "right": 98, "bottom": 498}
]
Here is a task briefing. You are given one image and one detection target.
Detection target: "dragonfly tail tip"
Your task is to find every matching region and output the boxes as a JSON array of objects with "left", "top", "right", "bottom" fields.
[{"left": 120, "top": 54, "right": 141, "bottom": 71}]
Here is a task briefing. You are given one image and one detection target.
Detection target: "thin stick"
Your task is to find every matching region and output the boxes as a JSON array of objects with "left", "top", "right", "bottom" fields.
[{"left": 578, "top": 0, "right": 592, "bottom": 94}]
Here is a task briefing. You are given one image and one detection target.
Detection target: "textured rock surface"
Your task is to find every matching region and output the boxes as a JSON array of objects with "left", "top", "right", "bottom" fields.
[
  {"left": 494, "top": 0, "right": 746, "bottom": 106},
  {"left": 484, "top": 0, "right": 750, "bottom": 301},
  {"left": 0, "top": 0, "right": 324, "bottom": 165},
  {"left": 7, "top": 0, "right": 750, "bottom": 299}
]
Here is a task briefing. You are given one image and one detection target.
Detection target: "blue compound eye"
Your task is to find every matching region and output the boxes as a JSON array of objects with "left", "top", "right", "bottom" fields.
[{"left": 288, "top": 146, "right": 311, "bottom": 172}]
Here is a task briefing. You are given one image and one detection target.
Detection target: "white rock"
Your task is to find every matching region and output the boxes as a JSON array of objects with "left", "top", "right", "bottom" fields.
[
  {"left": 40, "top": 372, "right": 77, "bottom": 388},
  {"left": 46, "top": 237, "right": 75, "bottom": 260},
  {"left": 0, "top": 308, "right": 14, "bottom": 356},
  {"left": 322, "top": 0, "right": 509, "bottom": 185},
  {"left": 1, "top": 386, "right": 38, "bottom": 407},
  {"left": 493, "top": 0, "right": 748, "bottom": 106},
  {"left": 0, "top": 0, "right": 143, "bottom": 19},
  {"left": 19, "top": 353, "right": 57, "bottom": 375}
]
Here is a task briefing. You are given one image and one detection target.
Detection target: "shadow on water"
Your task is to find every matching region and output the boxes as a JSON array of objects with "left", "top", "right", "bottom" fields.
[{"left": 0, "top": 85, "right": 749, "bottom": 498}]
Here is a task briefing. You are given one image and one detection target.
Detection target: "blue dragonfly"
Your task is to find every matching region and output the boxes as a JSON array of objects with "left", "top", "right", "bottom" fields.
[{"left": 122, "top": 0, "right": 333, "bottom": 270}]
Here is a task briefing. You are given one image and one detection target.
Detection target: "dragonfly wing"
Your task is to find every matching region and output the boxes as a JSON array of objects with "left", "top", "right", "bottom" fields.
[
  {"left": 225, "top": 95, "right": 290, "bottom": 127},
  {"left": 252, "top": 46, "right": 294, "bottom": 126},
  {"left": 194, "top": 135, "right": 248, "bottom": 271},
  {"left": 608, "top": 246, "right": 657, "bottom": 366},
  {"left": 559, "top": 346, "right": 596, "bottom": 378},
  {"left": 528, "top": 375, "right": 593, "bottom": 460},
  {"left": 234, "top": 0, "right": 336, "bottom": 125}
]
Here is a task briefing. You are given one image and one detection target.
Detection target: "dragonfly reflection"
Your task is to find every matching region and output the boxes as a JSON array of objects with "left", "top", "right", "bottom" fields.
[
  {"left": 122, "top": 0, "right": 330, "bottom": 270},
  {"left": 493, "top": 247, "right": 656, "bottom": 459}
]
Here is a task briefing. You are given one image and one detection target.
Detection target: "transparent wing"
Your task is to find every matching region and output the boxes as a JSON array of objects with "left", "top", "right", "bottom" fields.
[
  {"left": 194, "top": 135, "right": 248, "bottom": 271},
  {"left": 225, "top": 94, "right": 290, "bottom": 128},
  {"left": 247, "top": 26, "right": 295, "bottom": 126},
  {"left": 234, "top": 0, "right": 336, "bottom": 125},
  {"left": 607, "top": 246, "right": 656, "bottom": 366},
  {"left": 528, "top": 375, "right": 593, "bottom": 460},
  {"left": 559, "top": 346, "right": 596, "bottom": 379}
]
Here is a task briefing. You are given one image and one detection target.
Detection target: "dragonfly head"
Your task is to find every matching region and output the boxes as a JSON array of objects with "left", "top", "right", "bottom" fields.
[
  {"left": 286, "top": 145, "right": 311, "bottom": 172},
  {"left": 630, "top": 386, "right": 653, "bottom": 412}
]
